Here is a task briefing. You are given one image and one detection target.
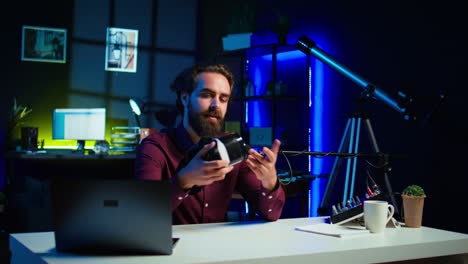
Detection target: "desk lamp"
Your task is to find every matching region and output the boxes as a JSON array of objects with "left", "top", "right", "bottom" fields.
[{"left": 129, "top": 98, "right": 143, "bottom": 127}]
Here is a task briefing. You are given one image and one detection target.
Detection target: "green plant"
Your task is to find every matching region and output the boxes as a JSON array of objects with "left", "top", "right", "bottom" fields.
[
  {"left": 9, "top": 97, "right": 32, "bottom": 131},
  {"left": 402, "top": 185, "right": 425, "bottom": 197},
  {"left": 5, "top": 98, "right": 32, "bottom": 150}
]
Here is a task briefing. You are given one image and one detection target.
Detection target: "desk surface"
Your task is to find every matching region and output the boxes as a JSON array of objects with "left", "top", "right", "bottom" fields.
[
  {"left": 10, "top": 217, "right": 468, "bottom": 264},
  {"left": 5, "top": 151, "right": 136, "bottom": 160}
]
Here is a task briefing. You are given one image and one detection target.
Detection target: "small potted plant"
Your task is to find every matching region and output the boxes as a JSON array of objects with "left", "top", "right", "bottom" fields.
[
  {"left": 402, "top": 185, "right": 426, "bottom": 228},
  {"left": 6, "top": 98, "right": 32, "bottom": 150}
]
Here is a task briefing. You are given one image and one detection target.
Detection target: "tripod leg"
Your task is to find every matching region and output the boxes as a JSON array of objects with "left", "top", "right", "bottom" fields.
[
  {"left": 318, "top": 118, "right": 352, "bottom": 215},
  {"left": 349, "top": 117, "right": 362, "bottom": 201},
  {"left": 343, "top": 117, "right": 357, "bottom": 203},
  {"left": 363, "top": 118, "right": 400, "bottom": 217}
]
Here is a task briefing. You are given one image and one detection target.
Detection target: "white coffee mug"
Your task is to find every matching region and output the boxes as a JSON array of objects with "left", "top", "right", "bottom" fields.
[{"left": 364, "top": 200, "right": 394, "bottom": 233}]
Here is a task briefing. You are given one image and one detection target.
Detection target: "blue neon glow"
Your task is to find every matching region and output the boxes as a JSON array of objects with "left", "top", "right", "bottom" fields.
[
  {"left": 247, "top": 50, "right": 308, "bottom": 128},
  {"left": 245, "top": 101, "right": 249, "bottom": 124},
  {"left": 247, "top": 55, "right": 269, "bottom": 127},
  {"left": 245, "top": 38, "right": 330, "bottom": 217},
  {"left": 259, "top": 50, "right": 306, "bottom": 61},
  {"left": 253, "top": 63, "right": 263, "bottom": 95},
  {"left": 310, "top": 58, "right": 325, "bottom": 217},
  {"left": 308, "top": 65, "right": 312, "bottom": 173},
  {"left": 313, "top": 60, "right": 324, "bottom": 174},
  {"left": 251, "top": 101, "right": 263, "bottom": 127}
]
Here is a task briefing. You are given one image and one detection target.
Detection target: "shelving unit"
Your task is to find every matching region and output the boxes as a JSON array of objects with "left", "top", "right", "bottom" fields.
[{"left": 216, "top": 44, "right": 312, "bottom": 172}]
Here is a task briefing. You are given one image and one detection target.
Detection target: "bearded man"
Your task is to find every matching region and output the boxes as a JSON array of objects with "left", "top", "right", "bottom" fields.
[{"left": 134, "top": 63, "right": 285, "bottom": 224}]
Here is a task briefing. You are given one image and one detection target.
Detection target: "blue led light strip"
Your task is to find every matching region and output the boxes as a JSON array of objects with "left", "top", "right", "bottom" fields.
[{"left": 310, "top": 60, "right": 324, "bottom": 217}]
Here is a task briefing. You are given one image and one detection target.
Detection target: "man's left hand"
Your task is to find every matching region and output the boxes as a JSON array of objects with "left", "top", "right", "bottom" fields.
[{"left": 246, "top": 139, "right": 281, "bottom": 191}]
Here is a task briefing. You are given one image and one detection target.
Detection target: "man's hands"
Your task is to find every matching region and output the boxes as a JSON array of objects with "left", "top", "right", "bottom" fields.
[
  {"left": 246, "top": 139, "right": 281, "bottom": 191},
  {"left": 176, "top": 142, "right": 234, "bottom": 190},
  {"left": 176, "top": 139, "right": 281, "bottom": 192}
]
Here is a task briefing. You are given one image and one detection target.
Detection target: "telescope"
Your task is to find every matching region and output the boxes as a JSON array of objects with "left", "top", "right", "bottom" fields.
[{"left": 296, "top": 35, "right": 416, "bottom": 120}]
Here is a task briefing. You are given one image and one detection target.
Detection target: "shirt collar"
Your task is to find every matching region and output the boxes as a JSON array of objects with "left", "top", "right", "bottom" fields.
[{"left": 168, "top": 122, "right": 194, "bottom": 152}]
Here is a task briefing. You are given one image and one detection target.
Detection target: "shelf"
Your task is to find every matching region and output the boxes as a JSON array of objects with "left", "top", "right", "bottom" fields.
[
  {"left": 111, "top": 134, "right": 139, "bottom": 139},
  {"left": 249, "top": 145, "right": 308, "bottom": 149},
  {"left": 231, "top": 95, "right": 308, "bottom": 101},
  {"left": 218, "top": 44, "right": 298, "bottom": 58},
  {"left": 111, "top": 140, "right": 138, "bottom": 144},
  {"left": 216, "top": 43, "right": 311, "bottom": 174}
]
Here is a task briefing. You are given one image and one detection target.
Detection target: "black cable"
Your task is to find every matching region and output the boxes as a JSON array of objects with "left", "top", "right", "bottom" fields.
[{"left": 278, "top": 150, "right": 294, "bottom": 186}]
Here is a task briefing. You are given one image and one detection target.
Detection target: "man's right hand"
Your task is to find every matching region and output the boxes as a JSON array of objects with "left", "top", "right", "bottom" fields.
[{"left": 176, "top": 141, "right": 234, "bottom": 190}]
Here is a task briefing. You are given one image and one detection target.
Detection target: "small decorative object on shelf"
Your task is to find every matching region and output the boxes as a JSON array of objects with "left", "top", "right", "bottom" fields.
[
  {"left": 110, "top": 127, "right": 140, "bottom": 152},
  {"left": 401, "top": 185, "right": 426, "bottom": 228}
]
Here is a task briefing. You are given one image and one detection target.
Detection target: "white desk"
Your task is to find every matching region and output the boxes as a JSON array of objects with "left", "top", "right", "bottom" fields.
[{"left": 9, "top": 217, "right": 468, "bottom": 264}]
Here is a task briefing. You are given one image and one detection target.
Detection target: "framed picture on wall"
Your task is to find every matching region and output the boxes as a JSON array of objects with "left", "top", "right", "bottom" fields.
[
  {"left": 105, "top": 27, "right": 139, "bottom": 73},
  {"left": 21, "top": 25, "right": 67, "bottom": 63}
]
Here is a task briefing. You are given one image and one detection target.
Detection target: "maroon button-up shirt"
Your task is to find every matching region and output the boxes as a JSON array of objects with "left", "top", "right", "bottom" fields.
[{"left": 134, "top": 124, "right": 285, "bottom": 225}]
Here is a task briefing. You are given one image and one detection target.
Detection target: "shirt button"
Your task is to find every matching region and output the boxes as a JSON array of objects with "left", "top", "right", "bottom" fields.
[
  {"left": 178, "top": 196, "right": 183, "bottom": 200},
  {"left": 268, "top": 209, "right": 272, "bottom": 212},
  {"left": 268, "top": 195, "right": 273, "bottom": 199},
  {"left": 205, "top": 203, "right": 209, "bottom": 207},
  {"left": 261, "top": 192, "right": 266, "bottom": 196}
]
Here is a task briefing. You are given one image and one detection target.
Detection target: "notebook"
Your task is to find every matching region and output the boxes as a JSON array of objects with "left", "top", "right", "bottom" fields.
[{"left": 50, "top": 177, "right": 174, "bottom": 255}]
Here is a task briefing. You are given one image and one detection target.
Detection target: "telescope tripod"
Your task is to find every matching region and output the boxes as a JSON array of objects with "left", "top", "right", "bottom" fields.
[{"left": 317, "top": 111, "right": 400, "bottom": 219}]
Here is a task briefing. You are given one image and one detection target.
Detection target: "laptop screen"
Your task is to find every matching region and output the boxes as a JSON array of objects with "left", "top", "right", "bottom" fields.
[{"left": 50, "top": 177, "right": 173, "bottom": 255}]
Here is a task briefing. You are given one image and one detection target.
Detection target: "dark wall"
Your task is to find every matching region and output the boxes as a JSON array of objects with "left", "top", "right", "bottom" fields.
[
  {"left": 259, "top": 0, "right": 468, "bottom": 233},
  {"left": 1, "top": 1, "right": 73, "bottom": 135},
  {"left": 201, "top": 0, "right": 468, "bottom": 233}
]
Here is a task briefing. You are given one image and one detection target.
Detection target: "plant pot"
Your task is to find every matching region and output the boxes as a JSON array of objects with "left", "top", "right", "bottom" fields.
[{"left": 402, "top": 194, "right": 426, "bottom": 228}]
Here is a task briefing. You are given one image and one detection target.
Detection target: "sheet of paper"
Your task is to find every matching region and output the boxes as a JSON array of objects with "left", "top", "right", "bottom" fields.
[{"left": 295, "top": 223, "right": 370, "bottom": 238}]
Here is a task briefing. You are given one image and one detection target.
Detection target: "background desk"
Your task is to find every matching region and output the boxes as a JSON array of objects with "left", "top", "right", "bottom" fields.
[
  {"left": 3, "top": 151, "right": 313, "bottom": 232},
  {"left": 3, "top": 152, "right": 136, "bottom": 233},
  {"left": 10, "top": 217, "right": 468, "bottom": 264}
]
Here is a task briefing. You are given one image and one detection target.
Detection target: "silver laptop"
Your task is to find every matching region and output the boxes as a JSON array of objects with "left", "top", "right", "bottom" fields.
[{"left": 50, "top": 177, "right": 174, "bottom": 255}]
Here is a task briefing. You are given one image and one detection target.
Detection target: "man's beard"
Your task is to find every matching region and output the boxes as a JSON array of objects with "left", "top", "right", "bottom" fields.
[{"left": 188, "top": 104, "right": 224, "bottom": 138}]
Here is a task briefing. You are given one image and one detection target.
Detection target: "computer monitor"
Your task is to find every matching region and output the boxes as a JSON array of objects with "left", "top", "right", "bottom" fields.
[{"left": 52, "top": 108, "right": 106, "bottom": 152}]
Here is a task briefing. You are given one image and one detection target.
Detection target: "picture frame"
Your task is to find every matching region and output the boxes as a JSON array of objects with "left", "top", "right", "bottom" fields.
[
  {"left": 21, "top": 25, "right": 67, "bottom": 63},
  {"left": 105, "top": 27, "right": 139, "bottom": 73}
]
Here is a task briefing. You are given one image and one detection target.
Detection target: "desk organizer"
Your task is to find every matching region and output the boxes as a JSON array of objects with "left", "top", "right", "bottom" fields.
[
  {"left": 330, "top": 193, "right": 387, "bottom": 225},
  {"left": 110, "top": 127, "right": 140, "bottom": 152}
]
